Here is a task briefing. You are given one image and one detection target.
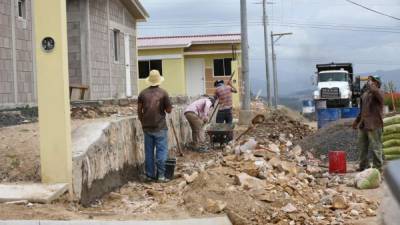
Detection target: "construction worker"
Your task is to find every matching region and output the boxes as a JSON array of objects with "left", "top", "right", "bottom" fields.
[
  {"left": 214, "top": 80, "right": 237, "bottom": 124},
  {"left": 184, "top": 96, "right": 215, "bottom": 152},
  {"left": 352, "top": 76, "right": 384, "bottom": 171},
  {"left": 138, "top": 70, "right": 173, "bottom": 182}
]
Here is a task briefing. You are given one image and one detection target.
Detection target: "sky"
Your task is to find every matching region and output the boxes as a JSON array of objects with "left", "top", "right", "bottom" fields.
[{"left": 137, "top": 0, "right": 400, "bottom": 96}]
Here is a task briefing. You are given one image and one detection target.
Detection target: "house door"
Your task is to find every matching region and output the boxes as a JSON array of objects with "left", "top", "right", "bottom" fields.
[
  {"left": 185, "top": 58, "right": 205, "bottom": 96},
  {"left": 124, "top": 34, "right": 132, "bottom": 97}
]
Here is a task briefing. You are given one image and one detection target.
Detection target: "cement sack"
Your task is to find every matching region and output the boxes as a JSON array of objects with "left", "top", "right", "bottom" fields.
[
  {"left": 384, "top": 115, "right": 400, "bottom": 126},
  {"left": 383, "top": 139, "right": 400, "bottom": 148},
  {"left": 385, "top": 155, "right": 400, "bottom": 161},
  {"left": 383, "top": 124, "right": 400, "bottom": 135},
  {"left": 383, "top": 133, "right": 400, "bottom": 142},
  {"left": 354, "top": 168, "right": 381, "bottom": 189},
  {"left": 383, "top": 146, "right": 400, "bottom": 155}
]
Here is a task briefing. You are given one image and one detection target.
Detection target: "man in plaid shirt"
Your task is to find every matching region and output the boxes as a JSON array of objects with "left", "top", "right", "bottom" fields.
[{"left": 214, "top": 80, "right": 237, "bottom": 124}]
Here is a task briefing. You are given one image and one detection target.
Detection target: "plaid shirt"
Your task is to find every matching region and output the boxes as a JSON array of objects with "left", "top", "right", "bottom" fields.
[{"left": 215, "top": 85, "right": 233, "bottom": 110}]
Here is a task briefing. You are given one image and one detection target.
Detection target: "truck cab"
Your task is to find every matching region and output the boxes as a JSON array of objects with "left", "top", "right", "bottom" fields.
[{"left": 313, "top": 63, "right": 354, "bottom": 108}]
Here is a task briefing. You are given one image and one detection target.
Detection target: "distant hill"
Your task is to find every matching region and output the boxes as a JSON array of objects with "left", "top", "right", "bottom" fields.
[{"left": 360, "top": 69, "right": 400, "bottom": 88}]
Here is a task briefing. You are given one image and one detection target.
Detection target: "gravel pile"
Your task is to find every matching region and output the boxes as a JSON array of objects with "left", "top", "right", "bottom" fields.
[{"left": 297, "top": 119, "right": 360, "bottom": 161}]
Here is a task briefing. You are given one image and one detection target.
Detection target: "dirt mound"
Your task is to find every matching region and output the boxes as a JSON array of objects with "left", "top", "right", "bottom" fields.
[
  {"left": 245, "top": 109, "right": 314, "bottom": 143},
  {"left": 297, "top": 119, "right": 359, "bottom": 161}
]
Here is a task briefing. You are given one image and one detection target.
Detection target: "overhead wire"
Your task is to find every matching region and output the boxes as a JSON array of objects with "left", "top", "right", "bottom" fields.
[{"left": 344, "top": 0, "right": 400, "bottom": 21}]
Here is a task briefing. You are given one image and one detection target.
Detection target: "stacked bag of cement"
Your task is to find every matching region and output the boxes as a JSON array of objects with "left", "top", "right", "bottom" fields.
[{"left": 383, "top": 115, "right": 400, "bottom": 160}]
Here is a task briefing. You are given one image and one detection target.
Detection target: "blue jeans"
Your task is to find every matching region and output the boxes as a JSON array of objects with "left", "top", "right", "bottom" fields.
[
  {"left": 216, "top": 108, "right": 233, "bottom": 124},
  {"left": 144, "top": 129, "right": 168, "bottom": 179}
]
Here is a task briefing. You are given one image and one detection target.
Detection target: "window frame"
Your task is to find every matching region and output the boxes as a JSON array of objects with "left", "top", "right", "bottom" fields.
[
  {"left": 213, "top": 58, "right": 233, "bottom": 77},
  {"left": 17, "top": 0, "right": 26, "bottom": 20},
  {"left": 138, "top": 59, "right": 163, "bottom": 79},
  {"left": 113, "top": 29, "right": 120, "bottom": 63}
]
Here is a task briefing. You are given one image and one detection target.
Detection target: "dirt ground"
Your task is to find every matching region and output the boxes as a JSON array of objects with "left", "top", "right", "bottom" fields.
[
  {"left": 0, "top": 119, "right": 110, "bottom": 182},
  {"left": 0, "top": 105, "right": 387, "bottom": 224}
]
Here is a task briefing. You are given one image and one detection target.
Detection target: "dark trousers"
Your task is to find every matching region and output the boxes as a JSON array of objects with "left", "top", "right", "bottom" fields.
[
  {"left": 216, "top": 108, "right": 233, "bottom": 124},
  {"left": 358, "top": 128, "right": 383, "bottom": 169}
]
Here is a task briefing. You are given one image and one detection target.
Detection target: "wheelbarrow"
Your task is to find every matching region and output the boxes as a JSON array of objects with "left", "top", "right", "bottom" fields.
[{"left": 206, "top": 123, "right": 235, "bottom": 148}]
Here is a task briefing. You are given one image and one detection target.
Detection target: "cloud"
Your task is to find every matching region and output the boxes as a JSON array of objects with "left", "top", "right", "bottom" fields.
[{"left": 138, "top": 0, "right": 400, "bottom": 95}]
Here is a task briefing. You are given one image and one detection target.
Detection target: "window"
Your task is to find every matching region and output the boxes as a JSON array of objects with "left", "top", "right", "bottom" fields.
[
  {"left": 213, "top": 58, "right": 232, "bottom": 76},
  {"left": 18, "top": 0, "right": 26, "bottom": 19},
  {"left": 113, "top": 30, "right": 120, "bottom": 62},
  {"left": 138, "top": 60, "right": 162, "bottom": 79}
]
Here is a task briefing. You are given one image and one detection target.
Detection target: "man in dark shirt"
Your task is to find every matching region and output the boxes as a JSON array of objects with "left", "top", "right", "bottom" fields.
[
  {"left": 353, "top": 76, "right": 384, "bottom": 171},
  {"left": 138, "top": 70, "right": 172, "bottom": 182}
]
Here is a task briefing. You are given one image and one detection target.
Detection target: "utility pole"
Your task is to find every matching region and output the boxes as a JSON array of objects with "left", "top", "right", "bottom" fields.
[
  {"left": 240, "top": 0, "right": 251, "bottom": 111},
  {"left": 271, "top": 31, "right": 293, "bottom": 108},
  {"left": 262, "top": 0, "right": 272, "bottom": 106}
]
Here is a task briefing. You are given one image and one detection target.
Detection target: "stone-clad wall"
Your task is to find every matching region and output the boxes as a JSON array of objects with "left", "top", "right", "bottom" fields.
[
  {"left": 0, "top": 0, "right": 35, "bottom": 105},
  {"left": 71, "top": 106, "right": 192, "bottom": 206}
]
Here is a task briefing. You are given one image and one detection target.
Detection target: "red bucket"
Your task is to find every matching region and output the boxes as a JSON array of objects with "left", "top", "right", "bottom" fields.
[{"left": 329, "top": 151, "right": 347, "bottom": 174}]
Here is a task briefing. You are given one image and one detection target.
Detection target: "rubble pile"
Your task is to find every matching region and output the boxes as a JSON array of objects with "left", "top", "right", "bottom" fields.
[
  {"left": 70, "top": 104, "right": 137, "bottom": 120},
  {"left": 177, "top": 138, "right": 379, "bottom": 225},
  {"left": 245, "top": 109, "right": 314, "bottom": 142}
]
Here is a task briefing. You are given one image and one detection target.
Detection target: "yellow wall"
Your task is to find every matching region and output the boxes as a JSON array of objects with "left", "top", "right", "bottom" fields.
[
  {"left": 138, "top": 45, "right": 242, "bottom": 108},
  {"left": 138, "top": 49, "right": 186, "bottom": 95}
]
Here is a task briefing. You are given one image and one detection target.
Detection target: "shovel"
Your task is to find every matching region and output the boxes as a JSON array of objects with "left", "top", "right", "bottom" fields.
[
  {"left": 169, "top": 118, "right": 184, "bottom": 156},
  {"left": 235, "top": 114, "right": 266, "bottom": 142}
]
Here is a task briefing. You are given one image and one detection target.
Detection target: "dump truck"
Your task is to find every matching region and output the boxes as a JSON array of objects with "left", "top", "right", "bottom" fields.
[{"left": 313, "top": 63, "right": 361, "bottom": 108}]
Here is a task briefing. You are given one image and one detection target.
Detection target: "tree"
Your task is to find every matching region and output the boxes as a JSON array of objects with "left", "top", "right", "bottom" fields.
[{"left": 384, "top": 81, "right": 397, "bottom": 93}]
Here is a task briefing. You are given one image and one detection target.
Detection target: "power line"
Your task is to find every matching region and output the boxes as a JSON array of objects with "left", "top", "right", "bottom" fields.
[
  {"left": 138, "top": 21, "right": 400, "bottom": 34},
  {"left": 345, "top": 0, "right": 400, "bottom": 21},
  {"left": 250, "top": 57, "right": 400, "bottom": 66}
]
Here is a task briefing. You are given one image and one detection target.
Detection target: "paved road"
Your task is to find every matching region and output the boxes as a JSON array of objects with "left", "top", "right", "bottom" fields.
[{"left": 0, "top": 217, "right": 232, "bottom": 225}]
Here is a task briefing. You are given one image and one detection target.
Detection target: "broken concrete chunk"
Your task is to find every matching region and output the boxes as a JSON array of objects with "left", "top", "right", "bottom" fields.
[
  {"left": 268, "top": 143, "right": 280, "bottom": 155},
  {"left": 281, "top": 203, "right": 297, "bottom": 213},
  {"left": 205, "top": 199, "right": 227, "bottom": 213},
  {"left": 332, "top": 195, "right": 348, "bottom": 209},
  {"left": 235, "top": 172, "right": 266, "bottom": 190},
  {"left": 269, "top": 157, "right": 282, "bottom": 168},
  {"left": 183, "top": 172, "right": 199, "bottom": 184}
]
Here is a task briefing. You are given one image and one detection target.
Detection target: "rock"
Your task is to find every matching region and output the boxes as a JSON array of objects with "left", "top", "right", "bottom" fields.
[
  {"left": 184, "top": 172, "right": 199, "bottom": 184},
  {"left": 366, "top": 208, "right": 376, "bottom": 217},
  {"left": 281, "top": 161, "right": 298, "bottom": 175},
  {"left": 205, "top": 199, "right": 227, "bottom": 213},
  {"left": 178, "top": 181, "right": 187, "bottom": 190},
  {"left": 350, "top": 209, "right": 359, "bottom": 217},
  {"left": 108, "top": 192, "right": 123, "bottom": 200},
  {"left": 306, "top": 165, "right": 322, "bottom": 174},
  {"left": 281, "top": 203, "right": 297, "bottom": 213},
  {"left": 240, "top": 161, "right": 259, "bottom": 177},
  {"left": 268, "top": 143, "right": 280, "bottom": 155},
  {"left": 235, "top": 172, "right": 266, "bottom": 190},
  {"left": 332, "top": 195, "right": 348, "bottom": 209},
  {"left": 226, "top": 209, "right": 248, "bottom": 225},
  {"left": 4, "top": 200, "right": 28, "bottom": 205},
  {"left": 269, "top": 157, "right": 282, "bottom": 168}
]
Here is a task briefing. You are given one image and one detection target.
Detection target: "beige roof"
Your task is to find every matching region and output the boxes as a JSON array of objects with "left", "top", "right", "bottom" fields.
[{"left": 138, "top": 34, "right": 241, "bottom": 49}]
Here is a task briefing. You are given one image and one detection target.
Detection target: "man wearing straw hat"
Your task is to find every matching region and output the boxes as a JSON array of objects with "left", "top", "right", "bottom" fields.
[{"left": 138, "top": 70, "right": 173, "bottom": 182}]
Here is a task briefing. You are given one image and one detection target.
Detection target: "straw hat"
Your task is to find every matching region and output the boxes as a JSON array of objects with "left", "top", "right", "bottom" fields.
[{"left": 146, "top": 70, "right": 164, "bottom": 86}]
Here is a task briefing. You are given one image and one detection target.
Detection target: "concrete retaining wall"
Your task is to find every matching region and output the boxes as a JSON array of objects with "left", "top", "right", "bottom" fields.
[{"left": 71, "top": 107, "right": 192, "bottom": 206}]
